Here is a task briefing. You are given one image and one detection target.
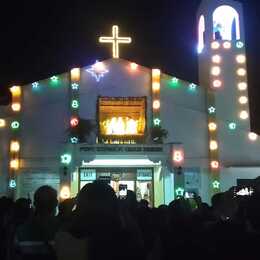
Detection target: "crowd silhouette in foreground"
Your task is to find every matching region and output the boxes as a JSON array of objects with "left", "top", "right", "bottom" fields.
[{"left": 1, "top": 178, "right": 260, "bottom": 260}]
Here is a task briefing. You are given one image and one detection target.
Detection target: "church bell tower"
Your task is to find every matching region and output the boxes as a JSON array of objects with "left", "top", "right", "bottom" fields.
[{"left": 197, "top": 0, "right": 250, "bottom": 194}]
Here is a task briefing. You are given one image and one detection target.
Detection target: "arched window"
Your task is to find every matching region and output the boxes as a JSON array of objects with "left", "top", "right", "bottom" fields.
[
  {"left": 198, "top": 15, "right": 205, "bottom": 53},
  {"left": 213, "top": 5, "right": 240, "bottom": 41}
]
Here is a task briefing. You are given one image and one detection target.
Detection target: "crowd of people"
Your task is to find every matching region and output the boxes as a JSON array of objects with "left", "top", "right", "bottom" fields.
[{"left": 1, "top": 179, "right": 260, "bottom": 260}]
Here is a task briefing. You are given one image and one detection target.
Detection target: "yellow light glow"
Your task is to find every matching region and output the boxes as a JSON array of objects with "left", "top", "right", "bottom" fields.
[
  {"left": 239, "top": 96, "right": 248, "bottom": 104},
  {"left": 248, "top": 132, "right": 258, "bottom": 141},
  {"left": 10, "top": 141, "right": 20, "bottom": 152},
  {"left": 238, "top": 82, "right": 247, "bottom": 91},
  {"left": 0, "top": 119, "right": 6, "bottom": 128},
  {"left": 10, "top": 86, "right": 21, "bottom": 97},
  {"left": 211, "top": 160, "right": 219, "bottom": 169},
  {"left": 60, "top": 186, "right": 71, "bottom": 200},
  {"left": 212, "top": 79, "right": 222, "bottom": 88},
  {"left": 223, "top": 41, "right": 231, "bottom": 49},
  {"left": 152, "top": 69, "right": 160, "bottom": 77},
  {"left": 240, "top": 110, "right": 249, "bottom": 120},
  {"left": 152, "top": 82, "right": 160, "bottom": 91},
  {"left": 130, "top": 63, "right": 138, "bottom": 70},
  {"left": 211, "top": 66, "right": 221, "bottom": 76},
  {"left": 153, "top": 100, "right": 160, "bottom": 110},
  {"left": 103, "top": 117, "right": 140, "bottom": 135},
  {"left": 10, "top": 159, "right": 19, "bottom": 170},
  {"left": 210, "top": 140, "right": 218, "bottom": 150},
  {"left": 208, "top": 122, "right": 217, "bottom": 131},
  {"left": 237, "top": 68, "right": 247, "bottom": 76},
  {"left": 212, "top": 55, "right": 221, "bottom": 64},
  {"left": 236, "top": 55, "right": 246, "bottom": 64},
  {"left": 211, "top": 41, "right": 220, "bottom": 49},
  {"left": 99, "top": 25, "right": 132, "bottom": 58},
  {"left": 11, "top": 103, "right": 21, "bottom": 112},
  {"left": 71, "top": 68, "right": 80, "bottom": 81}
]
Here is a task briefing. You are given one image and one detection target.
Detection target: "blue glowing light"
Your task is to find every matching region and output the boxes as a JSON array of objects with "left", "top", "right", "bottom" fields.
[
  {"left": 70, "top": 137, "right": 79, "bottom": 144},
  {"left": 9, "top": 179, "right": 16, "bottom": 189},
  {"left": 32, "top": 82, "right": 39, "bottom": 90},
  {"left": 86, "top": 61, "right": 109, "bottom": 82},
  {"left": 71, "top": 83, "right": 79, "bottom": 90}
]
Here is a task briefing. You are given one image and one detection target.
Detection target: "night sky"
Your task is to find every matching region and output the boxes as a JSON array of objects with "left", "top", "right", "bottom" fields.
[{"left": 0, "top": 0, "right": 259, "bottom": 130}]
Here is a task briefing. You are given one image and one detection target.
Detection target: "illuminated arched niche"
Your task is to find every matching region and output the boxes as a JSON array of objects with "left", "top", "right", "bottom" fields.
[
  {"left": 213, "top": 5, "right": 240, "bottom": 41},
  {"left": 198, "top": 15, "right": 205, "bottom": 53}
]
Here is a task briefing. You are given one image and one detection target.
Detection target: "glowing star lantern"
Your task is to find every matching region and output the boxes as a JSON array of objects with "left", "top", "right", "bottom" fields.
[
  {"left": 153, "top": 100, "right": 160, "bottom": 110},
  {"left": 32, "top": 82, "right": 39, "bottom": 90},
  {"left": 236, "top": 41, "right": 244, "bottom": 48},
  {"left": 11, "top": 103, "right": 21, "bottom": 112},
  {"left": 210, "top": 140, "right": 218, "bottom": 151},
  {"left": 0, "top": 119, "right": 6, "bottom": 128},
  {"left": 10, "top": 86, "right": 21, "bottom": 97},
  {"left": 211, "top": 66, "right": 221, "bottom": 76},
  {"left": 9, "top": 179, "right": 16, "bottom": 189},
  {"left": 239, "top": 96, "right": 248, "bottom": 105},
  {"left": 71, "top": 100, "right": 79, "bottom": 109},
  {"left": 70, "top": 137, "right": 79, "bottom": 144},
  {"left": 86, "top": 61, "right": 109, "bottom": 82},
  {"left": 71, "top": 83, "right": 79, "bottom": 90},
  {"left": 223, "top": 41, "right": 231, "bottom": 49},
  {"left": 212, "top": 55, "right": 221, "bottom": 64},
  {"left": 189, "top": 83, "right": 197, "bottom": 91},
  {"left": 238, "top": 82, "right": 247, "bottom": 91},
  {"left": 175, "top": 187, "right": 185, "bottom": 196},
  {"left": 248, "top": 132, "right": 258, "bottom": 141},
  {"left": 172, "top": 77, "right": 179, "bottom": 84},
  {"left": 237, "top": 68, "right": 247, "bottom": 76},
  {"left": 60, "top": 186, "right": 71, "bottom": 200},
  {"left": 208, "top": 122, "right": 217, "bottom": 131},
  {"left": 11, "top": 121, "right": 20, "bottom": 130},
  {"left": 212, "top": 180, "right": 220, "bottom": 189},
  {"left": 71, "top": 68, "right": 80, "bottom": 81},
  {"left": 211, "top": 41, "right": 220, "bottom": 49},
  {"left": 213, "top": 80, "right": 222, "bottom": 88},
  {"left": 208, "top": 106, "right": 216, "bottom": 114},
  {"left": 99, "top": 25, "right": 132, "bottom": 59},
  {"left": 153, "top": 118, "right": 161, "bottom": 126},
  {"left": 10, "top": 159, "right": 19, "bottom": 170},
  {"left": 51, "top": 76, "right": 59, "bottom": 82},
  {"left": 211, "top": 161, "right": 219, "bottom": 169},
  {"left": 10, "top": 141, "right": 20, "bottom": 152},
  {"left": 61, "top": 154, "right": 72, "bottom": 165},
  {"left": 229, "top": 122, "right": 237, "bottom": 130},
  {"left": 236, "top": 55, "right": 246, "bottom": 64},
  {"left": 70, "top": 117, "right": 79, "bottom": 127},
  {"left": 240, "top": 111, "right": 249, "bottom": 120},
  {"left": 130, "top": 63, "right": 138, "bottom": 70}
]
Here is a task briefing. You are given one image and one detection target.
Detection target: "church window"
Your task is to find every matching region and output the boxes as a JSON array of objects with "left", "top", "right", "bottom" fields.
[{"left": 213, "top": 5, "right": 240, "bottom": 41}]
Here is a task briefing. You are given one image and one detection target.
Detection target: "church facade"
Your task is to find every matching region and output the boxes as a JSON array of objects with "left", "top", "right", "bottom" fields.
[{"left": 0, "top": 0, "right": 259, "bottom": 205}]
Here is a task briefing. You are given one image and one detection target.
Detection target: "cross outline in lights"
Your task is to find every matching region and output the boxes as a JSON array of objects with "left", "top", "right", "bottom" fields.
[{"left": 99, "top": 25, "right": 132, "bottom": 58}]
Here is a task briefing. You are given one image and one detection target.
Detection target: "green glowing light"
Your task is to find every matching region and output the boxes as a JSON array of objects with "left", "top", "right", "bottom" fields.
[
  {"left": 236, "top": 41, "right": 244, "bottom": 49},
  {"left": 61, "top": 154, "right": 72, "bottom": 165},
  {"left": 70, "top": 137, "right": 78, "bottom": 144},
  {"left": 11, "top": 121, "right": 20, "bottom": 129},
  {"left": 212, "top": 180, "right": 220, "bottom": 189},
  {"left": 175, "top": 187, "right": 185, "bottom": 196},
  {"left": 153, "top": 118, "right": 161, "bottom": 126},
  {"left": 51, "top": 76, "right": 59, "bottom": 82},
  {"left": 208, "top": 106, "right": 216, "bottom": 114},
  {"left": 189, "top": 83, "right": 197, "bottom": 92},
  {"left": 71, "top": 100, "right": 79, "bottom": 109},
  {"left": 9, "top": 179, "right": 16, "bottom": 189},
  {"left": 229, "top": 122, "right": 237, "bottom": 130}
]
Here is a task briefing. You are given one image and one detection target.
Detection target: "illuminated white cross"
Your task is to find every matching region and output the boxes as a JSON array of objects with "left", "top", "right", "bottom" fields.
[{"left": 99, "top": 25, "right": 132, "bottom": 58}]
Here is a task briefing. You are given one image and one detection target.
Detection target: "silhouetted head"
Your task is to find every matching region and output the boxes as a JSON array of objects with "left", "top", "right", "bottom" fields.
[
  {"left": 34, "top": 186, "right": 58, "bottom": 216},
  {"left": 76, "top": 181, "right": 118, "bottom": 218},
  {"left": 58, "top": 198, "right": 75, "bottom": 217}
]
